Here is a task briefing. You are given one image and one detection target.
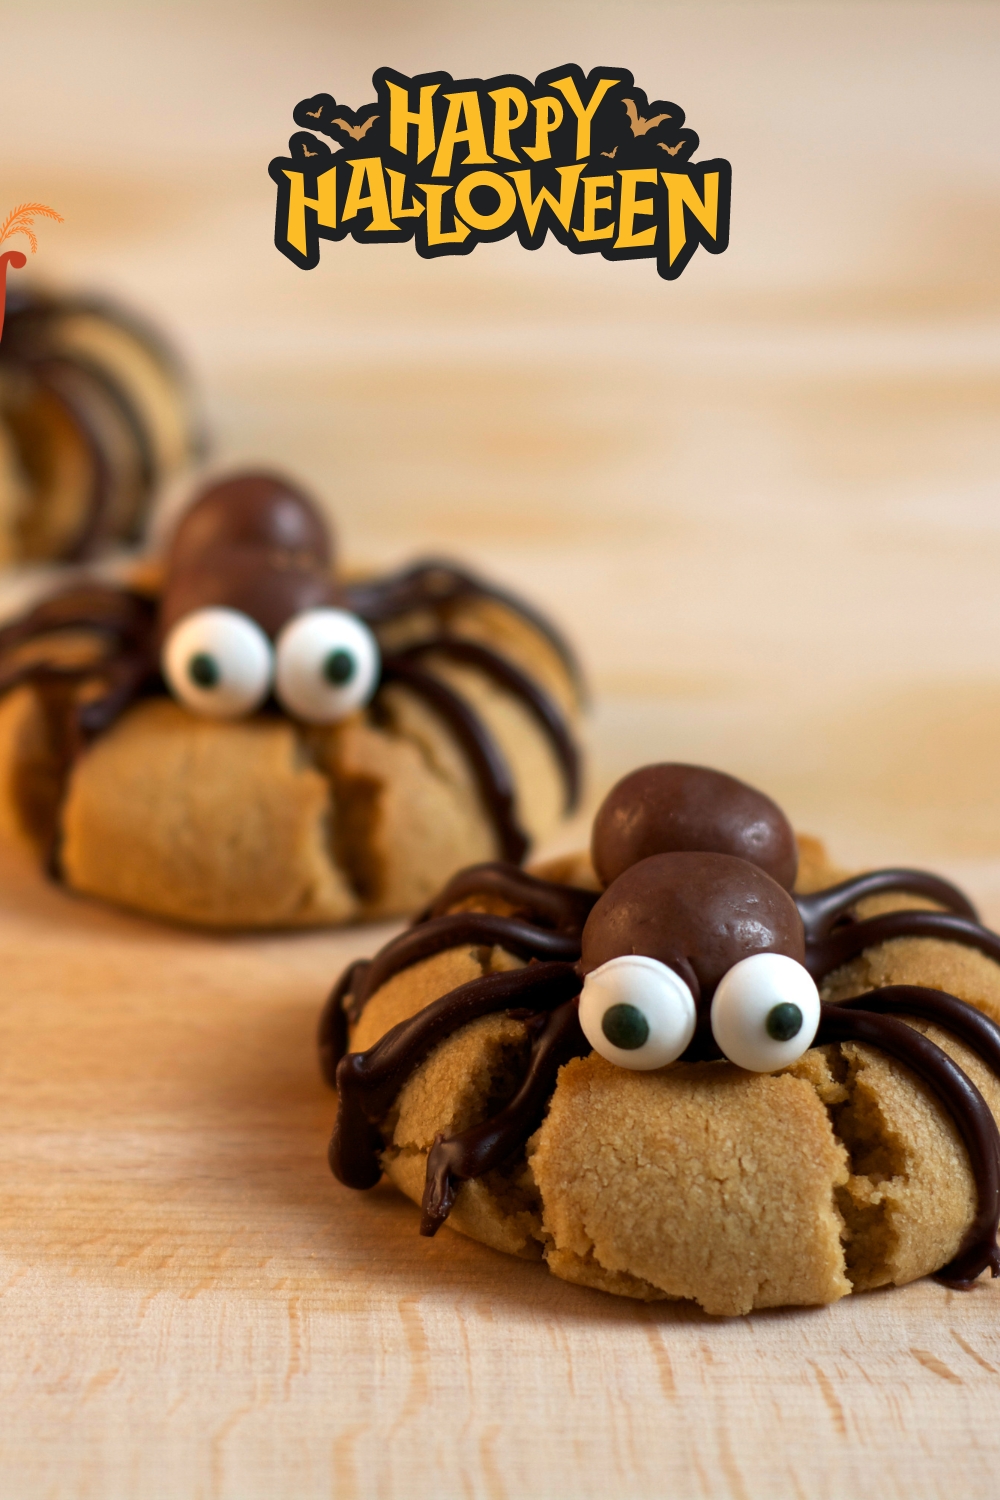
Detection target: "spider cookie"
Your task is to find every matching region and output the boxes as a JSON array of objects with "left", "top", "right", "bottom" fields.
[
  {"left": 323, "top": 763, "right": 1000, "bottom": 1315},
  {"left": 0, "top": 470, "right": 582, "bottom": 926},
  {"left": 0, "top": 286, "right": 201, "bottom": 562}
]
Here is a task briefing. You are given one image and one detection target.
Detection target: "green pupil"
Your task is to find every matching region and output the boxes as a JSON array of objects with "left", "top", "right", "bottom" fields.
[
  {"left": 323, "top": 648, "right": 355, "bottom": 686},
  {"left": 766, "top": 1002, "right": 803, "bottom": 1042},
  {"left": 188, "top": 652, "right": 219, "bottom": 688},
  {"left": 601, "top": 1003, "right": 650, "bottom": 1051}
]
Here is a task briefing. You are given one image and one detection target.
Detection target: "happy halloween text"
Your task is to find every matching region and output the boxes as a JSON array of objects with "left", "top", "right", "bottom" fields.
[{"left": 269, "top": 66, "right": 731, "bottom": 281}]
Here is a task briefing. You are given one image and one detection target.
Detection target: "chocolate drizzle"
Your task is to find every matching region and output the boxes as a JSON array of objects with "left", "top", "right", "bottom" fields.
[
  {"left": 392, "top": 637, "right": 580, "bottom": 812},
  {"left": 331, "top": 961, "right": 580, "bottom": 1190},
  {"left": 830, "top": 985, "right": 1000, "bottom": 1088},
  {"left": 809, "top": 910, "right": 1000, "bottom": 981},
  {"left": 797, "top": 868, "right": 979, "bottom": 935},
  {"left": 0, "top": 582, "right": 156, "bottom": 654},
  {"left": 318, "top": 958, "right": 372, "bottom": 1086},
  {"left": 380, "top": 655, "right": 529, "bottom": 862},
  {"left": 357, "top": 913, "right": 582, "bottom": 1007},
  {"left": 817, "top": 997, "right": 1000, "bottom": 1287},
  {"left": 424, "top": 862, "right": 598, "bottom": 932},
  {"left": 420, "top": 996, "right": 588, "bottom": 1236},
  {"left": 0, "top": 584, "right": 158, "bottom": 746},
  {"left": 343, "top": 559, "right": 583, "bottom": 697},
  {"left": 318, "top": 863, "right": 598, "bottom": 1082},
  {"left": 797, "top": 869, "right": 1000, "bottom": 981},
  {"left": 1, "top": 289, "right": 199, "bottom": 560}
]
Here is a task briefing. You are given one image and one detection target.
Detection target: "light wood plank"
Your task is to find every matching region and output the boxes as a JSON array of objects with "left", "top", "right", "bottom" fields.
[{"left": 2, "top": 839, "right": 1000, "bottom": 1499}]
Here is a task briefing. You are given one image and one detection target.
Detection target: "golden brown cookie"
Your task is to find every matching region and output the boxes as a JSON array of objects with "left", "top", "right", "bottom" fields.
[
  {"left": 0, "top": 471, "right": 583, "bottom": 926},
  {"left": 325, "top": 764, "right": 1000, "bottom": 1315}
]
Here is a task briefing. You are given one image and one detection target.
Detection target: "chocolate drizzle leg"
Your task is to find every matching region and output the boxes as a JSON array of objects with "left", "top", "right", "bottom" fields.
[
  {"left": 330, "top": 962, "right": 580, "bottom": 1190},
  {"left": 345, "top": 561, "right": 586, "bottom": 838},
  {"left": 797, "top": 869, "right": 980, "bottom": 937},
  {"left": 343, "top": 558, "right": 583, "bottom": 697},
  {"left": 805, "top": 910, "right": 1000, "bottom": 982},
  {"left": 816, "top": 1001, "right": 1000, "bottom": 1287},
  {"left": 793, "top": 866, "right": 1000, "bottom": 981},
  {"left": 393, "top": 638, "right": 580, "bottom": 812},
  {"left": 0, "top": 583, "right": 156, "bottom": 654},
  {"left": 831, "top": 985, "right": 1000, "bottom": 1078},
  {"left": 423, "top": 861, "right": 598, "bottom": 932},
  {"left": 420, "top": 993, "right": 586, "bottom": 1235},
  {"left": 357, "top": 913, "right": 581, "bottom": 1008},
  {"left": 380, "top": 655, "right": 529, "bottom": 862},
  {"left": 319, "top": 865, "right": 597, "bottom": 1081},
  {"left": 0, "top": 584, "right": 160, "bottom": 797},
  {"left": 318, "top": 958, "right": 372, "bottom": 1083}
]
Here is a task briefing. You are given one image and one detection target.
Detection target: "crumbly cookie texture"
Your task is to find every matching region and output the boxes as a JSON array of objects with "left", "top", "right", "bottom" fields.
[
  {"left": 0, "top": 594, "right": 579, "bottom": 927},
  {"left": 59, "top": 698, "right": 357, "bottom": 927},
  {"left": 532, "top": 1055, "right": 851, "bottom": 1313},
  {"left": 347, "top": 838, "right": 1000, "bottom": 1316}
]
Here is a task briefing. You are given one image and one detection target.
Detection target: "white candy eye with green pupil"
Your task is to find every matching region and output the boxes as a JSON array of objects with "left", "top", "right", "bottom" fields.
[
  {"left": 161, "top": 607, "right": 274, "bottom": 719},
  {"left": 578, "top": 955, "right": 697, "bottom": 1071},
  {"left": 274, "top": 608, "right": 380, "bottom": 723},
  {"left": 710, "top": 953, "right": 821, "bottom": 1072}
]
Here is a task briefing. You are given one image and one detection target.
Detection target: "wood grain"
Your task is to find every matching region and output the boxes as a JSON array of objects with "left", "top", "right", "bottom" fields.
[{"left": 2, "top": 834, "right": 1000, "bottom": 1500}]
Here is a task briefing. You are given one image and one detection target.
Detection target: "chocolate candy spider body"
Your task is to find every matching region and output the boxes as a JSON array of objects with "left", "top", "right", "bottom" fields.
[
  {"left": 325, "top": 763, "right": 1000, "bottom": 1289},
  {"left": 0, "top": 470, "right": 582, "bottom": 874}
]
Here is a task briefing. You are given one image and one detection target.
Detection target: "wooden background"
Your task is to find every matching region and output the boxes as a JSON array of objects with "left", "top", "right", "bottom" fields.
[{"left": 2, "top": 3, "right": 1000, "bottom": 1495}]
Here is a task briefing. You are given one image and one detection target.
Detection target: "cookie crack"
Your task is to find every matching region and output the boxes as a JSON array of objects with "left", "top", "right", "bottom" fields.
[{"left": 811, "top": 1042, "right": 908, "bottom": 1291}]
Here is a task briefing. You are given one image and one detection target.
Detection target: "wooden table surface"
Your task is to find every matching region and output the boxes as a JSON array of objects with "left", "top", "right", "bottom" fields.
[
  {"left": 4, "top": 835, "right": 1000, "bottom": 1500},
  {"left": 2, "top": 3, "right": 1000, "bottom": 1495}
]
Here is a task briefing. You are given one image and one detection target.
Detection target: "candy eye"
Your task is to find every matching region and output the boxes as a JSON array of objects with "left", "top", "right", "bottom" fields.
[
  {"left": 161, "top": 607, "right": 273, "bottom": 719},
  {"left": 578, "top": 955, "right": 697, "bottom": 1071},
  {"left": 274, "top": 608, "right": 380, "bottom": 724},
  {"left": 710, "top": 953, "right": 820, "bottom": 1072}
]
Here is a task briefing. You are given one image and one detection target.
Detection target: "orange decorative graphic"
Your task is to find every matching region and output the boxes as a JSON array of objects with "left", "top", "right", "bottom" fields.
[{"left": 0, "top": 203, "right": 63, "bottom": 343}]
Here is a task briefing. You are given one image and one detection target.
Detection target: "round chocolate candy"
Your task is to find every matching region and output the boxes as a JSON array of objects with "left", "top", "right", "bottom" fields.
[
  {"left": 580, "top": 849, "right": 805, "bottom": 999},
  {"left": 591, "top": 763, "right": 798, "bottom": 890},
  {"left": 168, "top": 471, "right": 332, "bottom": 573},
  {"left": 158, "top": 546, "right": 337, "bottom": 639}
]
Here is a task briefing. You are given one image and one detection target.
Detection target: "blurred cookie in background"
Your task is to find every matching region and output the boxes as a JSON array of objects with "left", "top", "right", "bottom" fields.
[{"left": 0, "top": 288, "right": 203, "bottom": 565}]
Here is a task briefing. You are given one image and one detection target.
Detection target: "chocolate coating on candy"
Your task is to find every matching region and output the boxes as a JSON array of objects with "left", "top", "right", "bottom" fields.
[
  {"left": 581, "top": 851, "right": 805, "bottom": 998},
  {"left": 592, "top": 764, "right": 798, "bottom": 891},
  {"left": 168, "top": 472, "right": 332, "bottom": 571},
  {"left": 160, "top": 473, "right": 338, "bottom": 639},
  {"left": 159, "top": 548, "right": 337, "bottom": 639}
]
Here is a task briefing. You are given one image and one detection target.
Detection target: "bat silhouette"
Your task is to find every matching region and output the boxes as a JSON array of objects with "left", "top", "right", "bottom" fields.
[
  {"left": 659, "top": 140, "right": 685, "bottom": 156},
  {"left": 305, "top": 107, "right": 323, "bottom": 119},
  {"left": 624, "top": 98, "right": 672, "bottom": 136},
  {"left": 331, "top": 115, "right": 378, "bottom": 141},
  {"left": 600, "top": 146, "right": 618, "bottom": 159},
  {"left": 302, "top": 144, "right": 318, "bottom": 157}
]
